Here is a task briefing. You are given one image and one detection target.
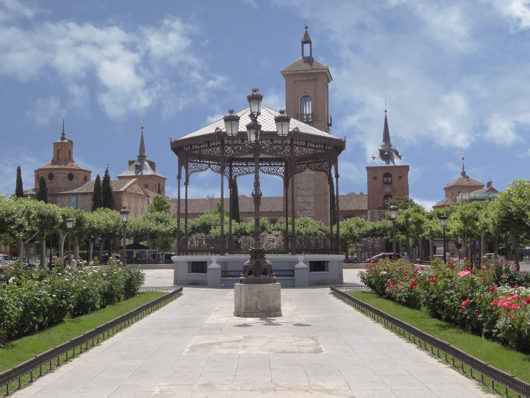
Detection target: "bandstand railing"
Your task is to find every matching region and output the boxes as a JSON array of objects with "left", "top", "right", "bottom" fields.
[{"left": 178, "top": 234, "right": 338, "bottom": 255}]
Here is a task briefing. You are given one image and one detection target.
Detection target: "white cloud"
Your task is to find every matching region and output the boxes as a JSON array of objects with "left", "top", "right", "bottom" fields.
[
  {"left": 28, "top": 96, "right": 64, "bottom": 127},
  {"left": 0, "top": 11, "right": 226, "bottom": 121},
  {"left": 275, "top": 0, "right": 530, "bottom": 156},
  {"left": 0, "top": 0, "right": 37, "bottom": 22},
  {"left": 485, "top": 114, "right": 519, "bottom": 146},
  {"left": 412, "top": 3, "right": 475, "bottom": 51},
  {"left": 491, "top": 0, "right": 530, "bottom": 30}
]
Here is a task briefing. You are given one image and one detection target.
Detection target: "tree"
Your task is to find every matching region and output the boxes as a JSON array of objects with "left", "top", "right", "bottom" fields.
[
  {"left": 448, "top": 202, "right": 486, "bottom": 266},
  {"left": 36, "top": 176, "right": 48, "bottom": 203},
  {"left": 102, "top": 168, "right": 114, "bottom": 210},
  {"left": 15, "top": 166, "right": 24, "bottom": 198},
  {"left": 92, "top": 174, "right": 103, "bottom": 211},
  {"left": 490, "top": 180, "right": 530, "bottom": 269},
  {"left": 147, "top": 196, "right": 171, "bottom": 214},
  {"left": 340, "top": 217, "right": 368, "bottom": 257},
  {"left": 394, "top": 202, "right": 429, "bottom": 260},
  {"left": 85, "top": 208, "right": 122, "bottom": 262}
]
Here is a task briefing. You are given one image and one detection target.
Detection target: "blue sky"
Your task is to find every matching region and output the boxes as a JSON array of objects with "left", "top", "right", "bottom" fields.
[{"left": 1, "top": 0, "right": 530, "bottom": 208}]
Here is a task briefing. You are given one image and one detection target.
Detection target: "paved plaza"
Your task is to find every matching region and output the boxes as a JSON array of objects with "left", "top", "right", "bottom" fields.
[{"left": 13, "top": 276, "right": 494, "bottom": 398}]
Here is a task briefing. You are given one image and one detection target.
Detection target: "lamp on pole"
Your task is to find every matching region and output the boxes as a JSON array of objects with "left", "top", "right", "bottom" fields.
[
  {"left": 60, "top": 217, "right": 74, "bottom": 265},
  {"left": 388, "top": 204, "right": 398, "bottom": 255},
  {"left": 120, "top": 207, "right": 130, "bottom": 265},
  {"left": 438, "top": 212, "right": 448, "bottom": 263}
]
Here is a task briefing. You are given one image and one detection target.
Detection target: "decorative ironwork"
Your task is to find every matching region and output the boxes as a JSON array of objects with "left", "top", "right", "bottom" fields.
[{"left": 170, "top": 89, "right": 345, "bottom": 257}]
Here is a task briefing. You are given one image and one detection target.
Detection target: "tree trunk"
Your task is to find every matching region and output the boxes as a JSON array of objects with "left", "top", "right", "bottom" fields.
[
  {"left": 74, "top": 238, "right": 80, "bottom": 259},
  {"left": 17, "top": 239, "right": 25, "bottom": 260},
  {"left": 513, "top": 235, "right": 520, "bottom": 271},
  {"left": 39, "top": 237, "right": 46, "bottom": 268},
  {"left": 58, "top": 231, "right": 65, "bottom": 264},
  {"left": 89, "top": 240, "right": 94, "bottom": 263}
]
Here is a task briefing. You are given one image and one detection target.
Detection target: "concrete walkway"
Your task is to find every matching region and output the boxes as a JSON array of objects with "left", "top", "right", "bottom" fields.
[{"left": 14, "top": 287, "right": 493, "bottom": 398}]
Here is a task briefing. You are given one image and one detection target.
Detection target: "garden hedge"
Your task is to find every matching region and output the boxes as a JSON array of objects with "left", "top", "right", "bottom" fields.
[{"left": 0, "top": 262, "right": 144, "bottom": 342}]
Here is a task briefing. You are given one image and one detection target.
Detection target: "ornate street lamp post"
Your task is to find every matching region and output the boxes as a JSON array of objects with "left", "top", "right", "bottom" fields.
[
  {"left": 388, "top": 205, "right": 398, "bottom": 255},
  {"left": 240, "top": 88, "right": 277, "bottom": 283},
  {"left": 59, "top": 217, "right": 75, "bottom": 265},
  {"left": 438, "top": 212, "right": 448, "bottom": 263},
  {"left": 120, "top": 207, "right": 130, "bottom": 265}
]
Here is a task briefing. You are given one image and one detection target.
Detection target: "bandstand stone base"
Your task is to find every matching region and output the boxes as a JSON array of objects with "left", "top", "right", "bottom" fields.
[{"left": 234, "top": 282, "right": 282, "bottom": 317}]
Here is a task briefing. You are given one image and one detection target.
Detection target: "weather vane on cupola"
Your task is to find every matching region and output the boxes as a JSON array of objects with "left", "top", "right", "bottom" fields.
[{"left": 378, "top": 109, "right": 401, "bottom": 165}]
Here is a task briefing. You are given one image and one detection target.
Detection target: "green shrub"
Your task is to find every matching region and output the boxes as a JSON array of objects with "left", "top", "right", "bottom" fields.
[
  {"left": 361, "top": 259, "right": 530, "bottom": 353},
  {"left": 0, "top": 263, "right": 144, "bottom": 341}
]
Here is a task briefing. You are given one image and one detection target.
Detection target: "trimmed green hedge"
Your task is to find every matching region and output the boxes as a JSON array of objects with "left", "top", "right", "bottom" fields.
[{"left": 0, "top": 262, "right": 144, "bottom": 342}]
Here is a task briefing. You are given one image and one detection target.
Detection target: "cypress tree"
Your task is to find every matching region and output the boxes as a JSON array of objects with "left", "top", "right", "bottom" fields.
[
  {"left": 15, "top": 166, "right": 24, "bottom": 198},
  {"left": 92, "top": 174, "right": 103, "bottom": 211},
  {"left": 37, "top": 176, "right": 48, "bottom": 203},
  {"left": 102, "top": 168, "right": 114, "bottom": 210}
]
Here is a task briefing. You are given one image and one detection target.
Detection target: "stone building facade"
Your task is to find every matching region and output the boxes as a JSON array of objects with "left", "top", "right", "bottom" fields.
[
  {"left": 118, "top": 126, "right": 166, "bottom": 196},
  {"left": 35, "top": 126, "right": 164, "bottom": 217},
  {"left": 434, "top": 161, "right": 498, "bottom": 208},
  {"left": 34, "top": 124, "right": 91, "bottom": 202}
]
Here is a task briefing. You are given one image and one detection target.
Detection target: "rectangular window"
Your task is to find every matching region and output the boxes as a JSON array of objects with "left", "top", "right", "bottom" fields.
[
  {"left": 68, "top": 195, "right": 78, "bottom": 209},
  {"left": 309, "top": 261, "right": 328, "bottom": 272},
  {"left": 189, "top": 261, "right": 207, "bottom": 274}
]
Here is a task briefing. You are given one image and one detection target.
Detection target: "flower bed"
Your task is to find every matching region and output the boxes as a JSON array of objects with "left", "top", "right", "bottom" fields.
[
  {"left": 361, "top": 259, "right": 530, "bottom": 353},
  {"left": 0, "top": 262, "right": 144, "bottom": 342}
]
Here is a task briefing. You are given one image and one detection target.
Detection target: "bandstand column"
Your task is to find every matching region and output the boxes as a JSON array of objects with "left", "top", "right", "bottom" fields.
[
  {"left": 334, "top": 158, "right": 340, "bottom": 251},
  {"left": 283, "top": 162, "right": 289, "bottom": 252},
  {"left": 228, "top": 161, "right": 233, "bottom": 251},
  {"left": 184, "top": 159, "right": 189, "bottom": 252},
  {"left": 176, "top": 158, "right": 182, "bottom": 255},
  {"left": 289, "top": 136, "right": 296, "bottom": 253},
  {"left": 328, "top": 163, "right": 334, "bottom": 251},
  {"left": 220, "top": 139, "right": 225, "bottom": 253}
]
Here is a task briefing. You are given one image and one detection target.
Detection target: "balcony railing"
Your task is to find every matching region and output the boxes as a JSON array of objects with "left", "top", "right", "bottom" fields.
[{"left": 297, "top": 112, "right": 313, "bottom": 124}]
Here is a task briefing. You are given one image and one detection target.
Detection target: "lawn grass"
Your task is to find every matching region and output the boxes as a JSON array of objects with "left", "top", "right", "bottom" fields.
[
  {"left": 0, "top": 292, "right": 164, "bottom": 373},
  {"left": 348, "top": 290, "right": 530, "bottom": 385}
]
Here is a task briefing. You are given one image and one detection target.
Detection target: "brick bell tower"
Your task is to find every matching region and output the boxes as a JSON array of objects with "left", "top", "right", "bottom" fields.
[
  {"left": 366, "top": 110, "right": 409, "bottom": 220},
  {"left": 281, "top": 27, "right": 333, "bottom": 224}
]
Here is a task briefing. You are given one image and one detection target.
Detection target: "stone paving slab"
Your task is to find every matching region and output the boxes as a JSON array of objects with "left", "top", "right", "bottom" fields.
[{"left": 13, "top": 287, "right": 495, "bottom": 397}]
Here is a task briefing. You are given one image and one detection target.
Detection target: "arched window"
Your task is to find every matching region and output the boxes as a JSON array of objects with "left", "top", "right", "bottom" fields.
[
  {"left": 383, "top": 194, "right": 392, "bottom": 208},
  {"left": 383, "top": 172, "right": 392, "bottom": 185},
  {"left": 299, "top": 96, "right": 312, "bottom": 123}
]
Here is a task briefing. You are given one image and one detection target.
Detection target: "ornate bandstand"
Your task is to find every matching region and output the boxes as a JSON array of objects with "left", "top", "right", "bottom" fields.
[{"left": 170, "top": 89, "right": 345, "bottom": 258}]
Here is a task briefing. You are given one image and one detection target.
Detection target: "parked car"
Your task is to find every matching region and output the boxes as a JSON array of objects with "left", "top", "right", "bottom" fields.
[
  {"left": 0, "top": 253, "right": 14, "bottom": 266},
  {"left": 366, "top": 252, "right": 400, "bottom": 264}
]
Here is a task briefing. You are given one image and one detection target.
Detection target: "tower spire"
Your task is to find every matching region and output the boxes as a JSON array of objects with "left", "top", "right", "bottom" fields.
[
  {"left": 61, "top": 119, "right": 66, "bottom": 141},
  {"left": 383, "top": 109, "right": 391, "bottom": 146},
  {"left": 378, "top": 109, "right": 401, "bottom": 165},
  {"left": 460, "top": 156, "right": 467, "bottom": 177},
  {"left": 138, "top": 125, "right": 146, "bottom": 160}
]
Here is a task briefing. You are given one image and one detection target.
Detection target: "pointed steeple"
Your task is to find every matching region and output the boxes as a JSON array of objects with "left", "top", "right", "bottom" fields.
[
  {"left": 382, "top": 110, "right": 391, "bottom": 146},
  {"left": 61, "top": 119, "right": 66, "bottom": 141},
  {"left": 460, "top": 156, "right": 467, "bottom": 178},
  {"left": 301, "top": 25, "right": 313, "bottom": 61},
  {"left": 378, "top": 109, "right": 401, "bottom": 165},
  {"left": 138, "top": 125, "right": 146, "bottom": 160}
]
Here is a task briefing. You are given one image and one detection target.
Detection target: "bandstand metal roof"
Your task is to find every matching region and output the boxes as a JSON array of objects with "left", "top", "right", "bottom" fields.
[{"left": 170, "top": 106, "right": 345, "bottom": 179}]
